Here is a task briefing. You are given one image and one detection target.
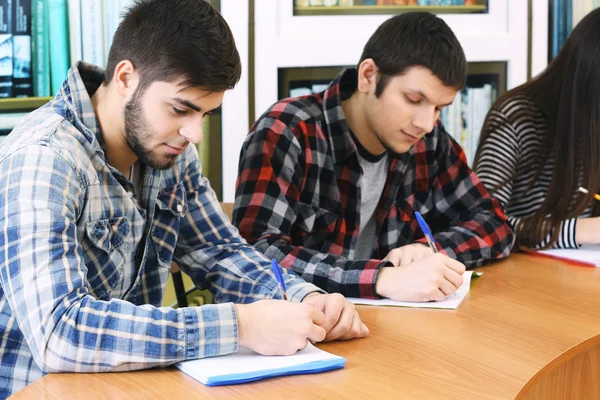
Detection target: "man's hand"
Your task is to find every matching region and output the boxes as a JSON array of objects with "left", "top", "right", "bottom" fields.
[
  {"left": 383, "top": 243, "right": 435, "bottom": 267},
  {"left": 302, "top": 293, "right": 369, "bottom": 341},
  {"left": 375, "top": 253, "right": 466, "bottom": 302},
  {"left": 235, "top": 300, "right": 327, "bottom": 355}
]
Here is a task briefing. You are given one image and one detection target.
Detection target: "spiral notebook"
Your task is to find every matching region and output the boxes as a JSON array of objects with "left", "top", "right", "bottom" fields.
[{"left": 175, "top": 343, "right": 346, "bottom": 386}]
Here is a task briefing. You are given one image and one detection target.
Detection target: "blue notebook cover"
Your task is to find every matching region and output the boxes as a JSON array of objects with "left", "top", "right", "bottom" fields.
[{"left": 175, "top": 343, "right": 346, "bottom": 387}]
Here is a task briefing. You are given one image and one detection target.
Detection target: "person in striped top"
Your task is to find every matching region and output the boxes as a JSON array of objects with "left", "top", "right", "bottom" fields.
[{"left": 474, "top": 9, "right": 600, "bottom": 249}]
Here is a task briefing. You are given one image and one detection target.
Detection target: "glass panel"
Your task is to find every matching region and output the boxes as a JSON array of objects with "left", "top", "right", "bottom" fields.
[{"left": 293, "top": 0, "right": 488, "bottom": 16}]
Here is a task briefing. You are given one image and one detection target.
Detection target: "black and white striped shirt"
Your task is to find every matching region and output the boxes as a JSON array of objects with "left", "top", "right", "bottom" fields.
[{"left": 475, "top": 94, "right": 591, "bottom": 248}]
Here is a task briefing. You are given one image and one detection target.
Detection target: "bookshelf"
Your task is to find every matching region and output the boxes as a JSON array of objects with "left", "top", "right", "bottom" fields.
[{"left": 0, "top": 96, "right": 52, "bottom": 112}]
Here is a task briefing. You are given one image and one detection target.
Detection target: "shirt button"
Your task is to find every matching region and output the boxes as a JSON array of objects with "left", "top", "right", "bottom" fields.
[{"left": 177, "top": 204, "right": 183, "bottom": 213}]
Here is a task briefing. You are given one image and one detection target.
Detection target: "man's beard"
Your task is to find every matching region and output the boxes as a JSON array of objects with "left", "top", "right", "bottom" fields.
[{"left": 123, "top": 93, "right": 179, "bottom": 170}]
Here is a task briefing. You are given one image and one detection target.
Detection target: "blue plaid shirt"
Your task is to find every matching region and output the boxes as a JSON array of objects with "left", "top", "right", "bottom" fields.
[{"left": 0, "top": 62, "right": 321, "bottom": 398}]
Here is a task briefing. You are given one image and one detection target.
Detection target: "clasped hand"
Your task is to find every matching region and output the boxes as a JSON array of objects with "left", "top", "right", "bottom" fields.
[{"left": 236, "top": 293, "right": 368, "bottom": 356}]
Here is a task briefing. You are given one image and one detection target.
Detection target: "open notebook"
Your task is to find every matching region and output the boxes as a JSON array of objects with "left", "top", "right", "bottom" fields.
[
  {"left": 175, "top": 343, "right": 345, "bottom": 386},
  {"left": 531, "top": 245, "right": 600, "bottom": 267},
  {"left": 346, "top": 271, "right": 481, "bottom": 309}
]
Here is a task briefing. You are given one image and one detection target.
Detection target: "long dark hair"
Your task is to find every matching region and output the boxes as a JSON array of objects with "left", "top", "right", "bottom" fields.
[{"left": 474, "top": 8, "right": 600, "bottom": 248}]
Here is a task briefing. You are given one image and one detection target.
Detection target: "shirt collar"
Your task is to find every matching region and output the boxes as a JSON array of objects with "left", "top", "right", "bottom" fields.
[
  {"left": 321, "top": 68, "right": 361, "bottom": 165},
  {"left": 61, "top": 61, "right": 108, "bottom": 154}
]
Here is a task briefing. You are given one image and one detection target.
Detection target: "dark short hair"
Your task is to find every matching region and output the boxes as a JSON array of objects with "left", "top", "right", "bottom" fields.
[
  {"left": 359, "top": 12, "right": 467, "bottom": 97},
  {"left": 103, "top": 0, "right": 241, "bottom": 93}
]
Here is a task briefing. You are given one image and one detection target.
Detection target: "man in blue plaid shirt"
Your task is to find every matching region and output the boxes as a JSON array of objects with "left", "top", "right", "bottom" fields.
[{"left": 0, "top": 1, "right": 367, "bottom": 397}]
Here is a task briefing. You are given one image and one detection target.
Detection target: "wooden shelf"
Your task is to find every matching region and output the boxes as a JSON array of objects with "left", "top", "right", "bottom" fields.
[
  {"left": 294, "top": 5, "right": 487, "bottom": 16},
  {"left": 0, "top": 97, "right": 53, "bottom": 112}
]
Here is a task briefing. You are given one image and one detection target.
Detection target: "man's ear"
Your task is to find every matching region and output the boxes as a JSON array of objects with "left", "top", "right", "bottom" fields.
[
  {"left": 357, "top": 58, "right": 378, "bottom": 95},
  {"left": 112, "top": 60, "right": 139, "bottom": 98}
]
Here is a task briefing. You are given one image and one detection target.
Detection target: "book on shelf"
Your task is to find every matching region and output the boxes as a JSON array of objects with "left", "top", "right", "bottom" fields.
[
  {"left": 0, "top": 0, "right": 139, "bottom": 101},
  {"left": 67, "top": 0, "right": 82, "bottom": 66},
  {"left": 0, "top": 0, "right": 13, "bottom": 98},
  {"left": 81, "top": 0, "right": 103, "bottom": 67},
  {"left": 551, "top": 0, "right": 575, "bottom": 58},
  {"left": 102, "top": 0, "right": 119, "bottom": 64},
  {"left": 32, "top": 0, "right": 50, "bottom": 96},
  {"left": 12, "top": 0, "right": 33, "bottom": 97},
  {"left": 48, "top": 0, "right": 69, "bottom": 95},
  {"left": 440, "top": 83, "right": 494, "bottom": 166},
  {"left": 101, "top": 0, "right": 135, "bottom": 65}
]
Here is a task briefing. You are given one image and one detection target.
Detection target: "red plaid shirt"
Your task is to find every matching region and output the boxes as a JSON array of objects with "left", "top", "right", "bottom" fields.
[{"left": 234, "top": 68, "right": 513, "bottom": 298}]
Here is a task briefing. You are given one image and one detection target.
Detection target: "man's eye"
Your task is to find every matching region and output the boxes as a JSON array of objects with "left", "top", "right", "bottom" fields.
[
  {"left": 406, "top": 96, "right": 420, "bottom": 104},
  {"left": 173, "top": 107, "right": 188, "bottom": 115}
]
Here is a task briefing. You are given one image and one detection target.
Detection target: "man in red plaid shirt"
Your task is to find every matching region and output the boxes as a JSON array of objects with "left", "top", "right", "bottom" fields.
[{"left": 233, "top": 12, "right": 513, "bottom": 302}]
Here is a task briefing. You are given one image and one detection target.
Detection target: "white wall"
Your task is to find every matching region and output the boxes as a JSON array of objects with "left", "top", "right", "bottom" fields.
[
  {"left": 220, "top": 0, "right": 250, "bottom": 202},
  {"left": 531, "top": 0, "right": 549, "bottom": 78}
]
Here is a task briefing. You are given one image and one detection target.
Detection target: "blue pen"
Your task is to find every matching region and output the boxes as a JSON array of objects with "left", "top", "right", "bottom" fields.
[
  {"left": 414, "top": 211, "right": 438, "bottom": 254},
  {"left": 270, "top": 259, "right": 288, "bottom": 300}
]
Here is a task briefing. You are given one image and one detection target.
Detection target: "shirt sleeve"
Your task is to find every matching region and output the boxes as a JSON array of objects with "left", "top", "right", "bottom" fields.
[
  {"left": 172, "top": 146, "right": 324, "bottom": 304},
  {"left": 233, "top": 117, "right": 388, "bottom": 299},
  {"left": 474, "top": 109, "right": 580, "bottom": 249},
  {"left": 0, "top": 145, "right": 240, "bottom": 374},
  {"left": 423, "top": 121, "right": 515, "bottom": 268}
]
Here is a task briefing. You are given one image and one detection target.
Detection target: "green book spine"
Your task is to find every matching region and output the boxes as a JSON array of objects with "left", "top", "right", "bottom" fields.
[
  {"left": 32, "top": 0, "right": 50, "bottom": 96},
  {"left": 0, "top": 0, "right": 13, "bottom": 98},
  {"left": 47, "top": 0, "right": 69, "bottom": 94}
]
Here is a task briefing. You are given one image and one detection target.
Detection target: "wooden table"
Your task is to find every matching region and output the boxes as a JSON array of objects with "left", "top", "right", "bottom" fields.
[{"left": 11, "top": 254, "right": 600, "bottom": 399}]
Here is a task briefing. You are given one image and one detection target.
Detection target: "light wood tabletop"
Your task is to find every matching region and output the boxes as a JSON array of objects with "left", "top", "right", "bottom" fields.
[{"left": 10, "top": 253, "right": 600, "bottom": 400}]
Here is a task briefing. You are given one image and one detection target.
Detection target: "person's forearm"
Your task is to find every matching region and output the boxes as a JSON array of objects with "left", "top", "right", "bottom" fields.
[
  {"left": 28, "top": 296, "right": 238, "bottom": 373},
  {"left": 255, "top": 237, "right": 386, "bottom": 298},
  {"left": 576, "top": 217, "right": 600, "bottom": 245},
  {"left": 433, "top": 210, "right": 513, "bottom": 268}
]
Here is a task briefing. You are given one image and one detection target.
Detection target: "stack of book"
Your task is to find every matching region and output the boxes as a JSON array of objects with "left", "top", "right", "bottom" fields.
[
  {"left": 554, "top": 0, "right": 600, "bottom": 58},
  {"left": 440, "top": 83, "right": 495, "bottom": 167}
]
